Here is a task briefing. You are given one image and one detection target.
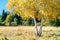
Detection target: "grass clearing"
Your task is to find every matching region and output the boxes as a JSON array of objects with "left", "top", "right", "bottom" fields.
[{"left": 0, "top": 26, "right": 60, "bottom": 40}]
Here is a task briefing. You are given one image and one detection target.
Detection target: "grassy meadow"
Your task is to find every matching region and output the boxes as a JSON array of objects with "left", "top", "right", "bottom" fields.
[{"left": 0, "top": 26, "right": 60, "bottom": 40}]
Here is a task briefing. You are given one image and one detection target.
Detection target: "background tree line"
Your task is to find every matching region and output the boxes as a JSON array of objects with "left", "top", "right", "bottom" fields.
[{"left": 0, "top": 10, "right": 60, "bottom": 26}]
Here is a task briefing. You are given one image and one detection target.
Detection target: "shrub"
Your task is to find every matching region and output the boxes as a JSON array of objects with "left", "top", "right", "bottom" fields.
[{"left": 49, "top": 19, "right": 60, "bottom": 26}]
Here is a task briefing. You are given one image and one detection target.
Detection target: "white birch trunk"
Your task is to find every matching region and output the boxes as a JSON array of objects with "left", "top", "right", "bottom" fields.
[
  {"left": 34, "top": 18, "right": 39, "bottom": 36},
  {"left": 39, "top": 17, "right": 43, "bottom": 36}
]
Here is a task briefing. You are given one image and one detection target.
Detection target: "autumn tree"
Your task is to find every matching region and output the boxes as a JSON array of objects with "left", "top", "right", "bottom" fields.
[
  {"left": 6, "top": 0, "right": 60, "bottom": 36},
  {"left": 5, "top": 13, "right": 13, "bottom": 26}
]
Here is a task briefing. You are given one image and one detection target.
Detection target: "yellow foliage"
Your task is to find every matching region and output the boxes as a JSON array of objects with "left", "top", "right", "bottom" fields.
[{"left": 6, "top": 0, "right": 60, "bottom": 20}]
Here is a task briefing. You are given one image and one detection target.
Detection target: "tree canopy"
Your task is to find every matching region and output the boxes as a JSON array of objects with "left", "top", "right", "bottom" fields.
[{"left": 6, "top": 0, "right": 60, "bottom": 20}]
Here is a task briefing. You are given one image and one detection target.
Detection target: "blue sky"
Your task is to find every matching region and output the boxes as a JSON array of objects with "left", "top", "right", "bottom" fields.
[{"left": 0, "top": 0, "right": 8, "bottom": 15}]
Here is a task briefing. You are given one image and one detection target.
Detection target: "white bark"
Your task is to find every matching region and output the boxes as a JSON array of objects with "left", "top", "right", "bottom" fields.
[
  {"left": 39, "top": 17, "right": 43, "bottom": 36},
  {"left": 34, "top": 18, "right": 39, "bottom": 36}
]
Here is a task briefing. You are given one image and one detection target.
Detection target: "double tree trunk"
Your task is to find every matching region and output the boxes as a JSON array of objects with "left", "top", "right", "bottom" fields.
[
  {"left": 34, "top": 18, "right": 39, "bottom": 36},
  {"left": 34, "top": 17, "right": 43, "bottom": 36}
]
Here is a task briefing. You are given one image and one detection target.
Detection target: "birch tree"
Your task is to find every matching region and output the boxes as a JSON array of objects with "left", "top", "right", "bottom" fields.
[{"left": 6, "top": 0, "right": 60, "bottom": 36}]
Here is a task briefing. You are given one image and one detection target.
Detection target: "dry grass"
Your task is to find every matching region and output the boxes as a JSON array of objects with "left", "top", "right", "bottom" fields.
[{"left": 0, "top": 26, "right": 60, "bottom": 40}]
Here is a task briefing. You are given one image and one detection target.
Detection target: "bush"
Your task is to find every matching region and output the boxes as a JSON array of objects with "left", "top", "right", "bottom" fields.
[
  {"left": 5, "top": 14, "right": 23, "bottom": 26},
  {"left": 49, "top": 19, "right": 60, "bottom": 26},
  {"left": 14, "top": 14, "right": 23, "bottom": 25},
  {"left": 27, "top": 18, "right": 34, "bottom": 26}
]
